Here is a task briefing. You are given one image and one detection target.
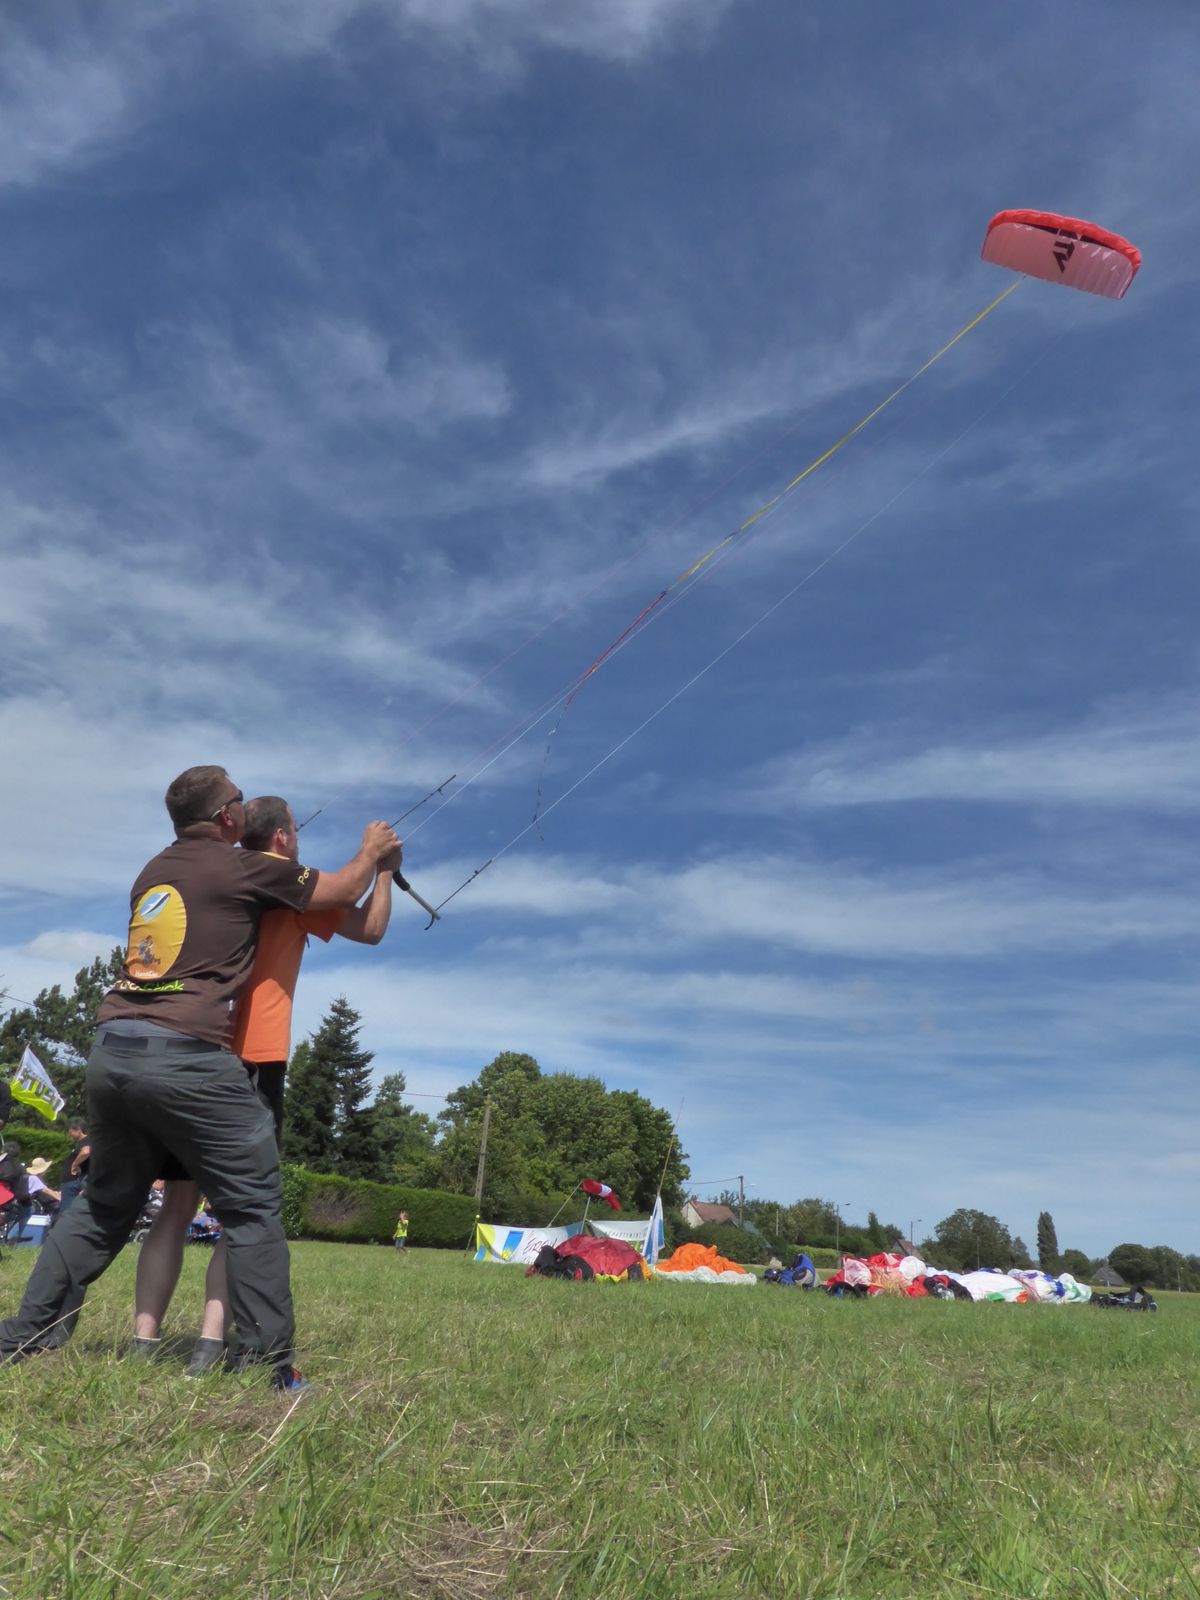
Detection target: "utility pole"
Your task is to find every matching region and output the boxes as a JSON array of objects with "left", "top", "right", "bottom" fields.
[
  {"left": 473, "top": 1096, "right": 492, "bottom": 1206},
  {"left": 909, "top": 1218, "right": 922, "bottom": 1255},
  {"left": 738, "top": 1174, "right": 745, "bottom": 1229},
  {"left": 835, "top": 1201, "right": 852, "bottom": 1260}
]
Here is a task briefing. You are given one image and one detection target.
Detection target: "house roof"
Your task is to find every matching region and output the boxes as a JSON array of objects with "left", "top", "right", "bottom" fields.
[
  {"left": 1093, "top": 1264, "right": 1126, "bottom": 1287},
  {"left": 686, "top": 1198, "right": 737, "bottom": 1226}
]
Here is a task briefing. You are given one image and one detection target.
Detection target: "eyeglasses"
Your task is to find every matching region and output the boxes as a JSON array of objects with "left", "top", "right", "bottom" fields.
[{"left": 206, "top": 789, "right": 244, "bottom": 820}]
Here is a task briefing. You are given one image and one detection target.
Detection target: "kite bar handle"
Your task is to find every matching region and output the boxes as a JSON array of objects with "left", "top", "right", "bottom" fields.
[{"left": 393, "top": 870, "right": 440, "bottom": 925}]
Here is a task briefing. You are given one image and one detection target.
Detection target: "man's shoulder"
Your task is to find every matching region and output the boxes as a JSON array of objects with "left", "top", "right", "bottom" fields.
[
  {"left": 233, "top": 848, "right": 315, "bottom": 891},
  {"left": 131, "top": 837, "right": 230, "bottom": 885}
]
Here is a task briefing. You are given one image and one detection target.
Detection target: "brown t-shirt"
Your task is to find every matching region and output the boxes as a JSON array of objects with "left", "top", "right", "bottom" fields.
[{"left": 98, "top": 838, "right": 319, "bottom": 1048}]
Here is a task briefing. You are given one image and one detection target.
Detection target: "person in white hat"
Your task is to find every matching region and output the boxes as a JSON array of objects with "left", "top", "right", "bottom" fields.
[{"left": 23, "top": 1159, "right": 61, "bottom": 1214}]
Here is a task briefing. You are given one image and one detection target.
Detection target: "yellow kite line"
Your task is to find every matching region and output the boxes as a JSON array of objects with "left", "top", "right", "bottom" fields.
[{"left": 670, "top": 279, "right": 1022, "bottom": 589}]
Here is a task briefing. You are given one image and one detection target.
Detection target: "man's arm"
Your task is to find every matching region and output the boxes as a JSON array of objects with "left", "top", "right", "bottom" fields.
[
  {"left": 337, "top": 858, "right": 397, "bottom": 946},
  {"left": 70, "top": 1143, "right": 91, "bottom": 1176},
  {"left": 307, "top": 823, "right": 400, "bottom": 910}
]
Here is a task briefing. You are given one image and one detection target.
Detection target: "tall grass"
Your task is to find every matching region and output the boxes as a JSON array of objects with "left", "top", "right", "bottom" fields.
[{"left": 2, "top": 1244, "right": 1197, "bottom": 1598}]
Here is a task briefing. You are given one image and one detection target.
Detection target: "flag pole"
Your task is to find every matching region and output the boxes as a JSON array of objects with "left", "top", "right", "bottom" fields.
[{"left": 548, "top": 1182, "right": 581, "bottom": 1228}]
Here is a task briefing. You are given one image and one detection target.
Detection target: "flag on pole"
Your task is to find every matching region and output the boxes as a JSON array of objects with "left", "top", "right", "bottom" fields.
[
  {"left": 581, "top": 1178, "right": 621, "bottom": 1211},
  {"left": 10, "top": 1045, "right": 64, "bottom": 1123},
  {"left": 642, "top": 1194, "right": 665, "bottom": 1266}
]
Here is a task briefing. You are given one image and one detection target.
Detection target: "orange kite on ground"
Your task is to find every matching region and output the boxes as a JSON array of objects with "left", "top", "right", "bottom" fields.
[{"left": 655, "top": 1242, "right": 747, "bottom": 1275}]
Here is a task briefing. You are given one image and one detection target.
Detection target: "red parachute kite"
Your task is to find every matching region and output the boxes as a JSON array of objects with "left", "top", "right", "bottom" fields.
[{"left": 982, "top": 209, "right": 1141, "bottom": 299}]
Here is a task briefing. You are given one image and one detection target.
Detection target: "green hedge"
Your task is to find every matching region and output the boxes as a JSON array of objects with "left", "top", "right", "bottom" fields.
[
  {"left": 678, "top": 1223, "right": 770, "bottom": 1265},
  {"left": 279, "top": 1165, "right": 477, "bottom": 1247},
  {"left": 794, "top": 1246, "right": 842, "bottom": 1269},
  {"left": 2, "top": 1126, "right": 73, "bottom": 1183}
]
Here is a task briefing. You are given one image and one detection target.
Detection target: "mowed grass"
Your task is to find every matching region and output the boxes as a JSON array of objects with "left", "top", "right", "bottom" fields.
[{"left": 1, "top": 1244, "right": 1198, "bottom": 1599}]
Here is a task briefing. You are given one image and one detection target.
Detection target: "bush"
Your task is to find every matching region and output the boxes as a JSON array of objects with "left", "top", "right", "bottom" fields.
[
  {"left": 800, "top": 1241, "right": 844, "bottom": 1267},
  {"left": 679, "top": 1223, "right": 769, "bottom": 1265},
  {"left": 280, "top": 1165, "right": 477, "bottom": 1247},
  {"left": 796, "top": 1231, "right": 874, "bottom": 1258},
  {"left": 487, "top": 1188, "right": 562, "bottom": 1227},
  {"left": 2, "top": 1125, "right": 73, "bottom": 1183}
]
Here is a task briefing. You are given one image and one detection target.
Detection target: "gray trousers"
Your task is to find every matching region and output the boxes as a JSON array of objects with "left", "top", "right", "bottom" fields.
[{"left": 0, "top": 1031, "right": 294, "bottom": 1369}]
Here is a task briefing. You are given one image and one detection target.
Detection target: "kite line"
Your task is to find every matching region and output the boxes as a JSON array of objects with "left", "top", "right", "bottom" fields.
[
  {"left": 526, "top": 279, "right": 1022, "bottom": 833},
  {"left": 399, "top": 278, "right": 1024, "bottom": 875},
  {"left": 299, "top": 209, "right": 1140, "bottom": 924},
  {"left": 422, "top": 296, "right": 1084, "bottom": 925}
]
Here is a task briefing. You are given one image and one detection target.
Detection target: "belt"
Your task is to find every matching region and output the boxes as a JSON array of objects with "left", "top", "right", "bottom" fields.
[{"left": 100, "top": 1031, "right": 216, "bottom": 1054}]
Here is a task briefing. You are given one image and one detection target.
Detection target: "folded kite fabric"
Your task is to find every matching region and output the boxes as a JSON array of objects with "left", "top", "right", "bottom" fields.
[{"left": 654, "top": 1242, "right": 748, "bottom": 1277}]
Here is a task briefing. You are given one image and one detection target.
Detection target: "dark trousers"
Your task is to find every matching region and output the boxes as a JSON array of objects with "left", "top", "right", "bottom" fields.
[
  {"left": 54, "top": 1178, "right": 85, "bottom": 1222},
  {"left": 252, "top": 1060, "right": 287, "bottom": 1147},
  {"left": 0, "top": 1032, "right": 294, "bottom": 1369}
]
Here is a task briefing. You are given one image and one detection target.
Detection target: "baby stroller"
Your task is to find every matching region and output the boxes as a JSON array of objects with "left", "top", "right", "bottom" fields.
[{"left": 129, "top": 1186, "right": 165, "bottom": 1245}]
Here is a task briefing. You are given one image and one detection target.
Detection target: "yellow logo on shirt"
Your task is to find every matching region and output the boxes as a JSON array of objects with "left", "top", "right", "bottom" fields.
[{"left": 126, "top": 884, "right": 187, "bottom": 980}]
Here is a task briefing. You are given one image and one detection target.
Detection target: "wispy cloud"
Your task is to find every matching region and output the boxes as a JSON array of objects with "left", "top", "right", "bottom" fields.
[{"left": 744, "top": 696, "right": 1200, "bottom": 815}]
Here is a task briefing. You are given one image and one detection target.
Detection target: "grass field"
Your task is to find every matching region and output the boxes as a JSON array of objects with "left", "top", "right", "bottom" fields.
[{"left": 2, "top": 1243, "right": 1198, "bottom": 1600}]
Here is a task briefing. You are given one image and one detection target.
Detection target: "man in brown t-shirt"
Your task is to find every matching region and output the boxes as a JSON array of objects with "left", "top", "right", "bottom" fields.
[{"left": 0, "top": 766, "right": 399, "bottom": 1388}]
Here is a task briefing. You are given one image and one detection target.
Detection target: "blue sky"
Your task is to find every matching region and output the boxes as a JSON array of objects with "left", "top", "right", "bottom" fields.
[{"left": 2, "top": 2, "right": 1197, "bottom": 1257}]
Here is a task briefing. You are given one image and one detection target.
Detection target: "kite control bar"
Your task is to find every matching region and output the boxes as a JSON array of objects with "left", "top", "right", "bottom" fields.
[
  {"left": 388, "top": 774, "right": 456, "bottom": 926},
  {"left": 393, "top": 869, "right": 440, "bottom": 927}
]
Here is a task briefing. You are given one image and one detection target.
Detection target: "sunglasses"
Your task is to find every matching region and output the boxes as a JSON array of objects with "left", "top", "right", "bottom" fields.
[{"left": 206, "top": 789, "right": 244, "bottom": 820}]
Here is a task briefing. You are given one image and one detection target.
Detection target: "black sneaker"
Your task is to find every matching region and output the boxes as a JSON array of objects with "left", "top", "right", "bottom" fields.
[
  {"left": 184, "top": 1337, "right": 226, "bottom": 1378},
  {"left": 128, "top": 1336, "right": 163, "bottom": 1360}
]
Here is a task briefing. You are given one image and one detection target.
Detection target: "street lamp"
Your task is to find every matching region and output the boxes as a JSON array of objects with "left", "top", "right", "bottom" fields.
[{"left": 909, "top": 1218, "right": 922, "bottom": 1255}]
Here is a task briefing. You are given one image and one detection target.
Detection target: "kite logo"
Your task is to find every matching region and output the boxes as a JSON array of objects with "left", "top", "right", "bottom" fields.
[
  {"left": 1052, "top": 236, "right": 1076, "bottom": 273},
  {"left": 126, "top": 883, "right": 187, "bottom": 980}
]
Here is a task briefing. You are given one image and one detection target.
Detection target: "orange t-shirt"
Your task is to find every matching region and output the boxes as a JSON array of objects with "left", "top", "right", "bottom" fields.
[{"left": 232, "top": 904, "right": 347, "bottom": 1063}]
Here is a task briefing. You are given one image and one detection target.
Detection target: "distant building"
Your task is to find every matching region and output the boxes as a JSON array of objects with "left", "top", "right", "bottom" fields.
[
  {"left": 682, "top": 1196, "right": 737, "bottom": 1229},
  {"left": 1093, "top": 1263, "right": 1126, "bottom": 1288}
]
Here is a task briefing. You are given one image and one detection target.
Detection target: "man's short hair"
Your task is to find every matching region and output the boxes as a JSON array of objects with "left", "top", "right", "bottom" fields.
[
  {"left": 241, "top": 796, "right": 292, "bottom": 852},
  {"left": 165, "top": 766, "right": 232, "bottom": 830}
]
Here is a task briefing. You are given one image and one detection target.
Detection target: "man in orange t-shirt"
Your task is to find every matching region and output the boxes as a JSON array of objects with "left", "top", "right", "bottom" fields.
[
  {"left": 133, "top": 795, "right": 400, "bottom": 1365},
  {"left": 231, "top": 795, "right": 400, "bottom": 1141}
]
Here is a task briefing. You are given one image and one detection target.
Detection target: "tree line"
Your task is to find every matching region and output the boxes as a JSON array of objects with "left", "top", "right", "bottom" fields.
[
  {"left": 0, "top": 956, "right": 688, "bottom": 1216},
  {"left": 2, "top": 955, "right": 1195, "bottom": 1285}
]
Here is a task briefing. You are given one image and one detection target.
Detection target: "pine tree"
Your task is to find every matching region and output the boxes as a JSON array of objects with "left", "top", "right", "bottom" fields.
[
  {"left": 281, "top": 1039, "right": 338, "bottom": 1172},
  {"left": 866, "top": 1210, "right": 886, "bottom": 1248},
  {"left": 319, "top": 996, "right": 383, "bottom": 1180},
  {"left": 373, "top": 1072, "right": 439, "bottom": 1184},
  {"left": 1036, "top": 1210, "right": 1061, "bottom": 1273}
]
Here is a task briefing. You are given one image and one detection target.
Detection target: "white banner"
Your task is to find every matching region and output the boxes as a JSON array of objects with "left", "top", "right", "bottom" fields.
[
  {"left": 589, "top": 1219, "right": 653, "bottom": 1245},
  {"left": 591, "top": 1203, "right": 665, "bottom": 1263},
  {"left": 473, "top": 1221, "right": 584, "bottom": 1266}
]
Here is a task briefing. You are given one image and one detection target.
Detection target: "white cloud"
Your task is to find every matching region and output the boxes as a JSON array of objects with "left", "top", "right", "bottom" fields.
[
  {"left": 378, "top": 842, "right": 1200, "bottom": 966},
  {"left": 1, "top": 0, "right": 735, "bottom": 191},
  {"left": 237, "top": 0, "right": 734, "bottom": 65},
  {"left": 0, "top": 932, "right": 122, "bottom": 1014},
  {"left": 0, "top": 12, "right": 160, "bottom": 188},
  {"left": 747, "top": 698, "right": 1200, "bottom": 815}
]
